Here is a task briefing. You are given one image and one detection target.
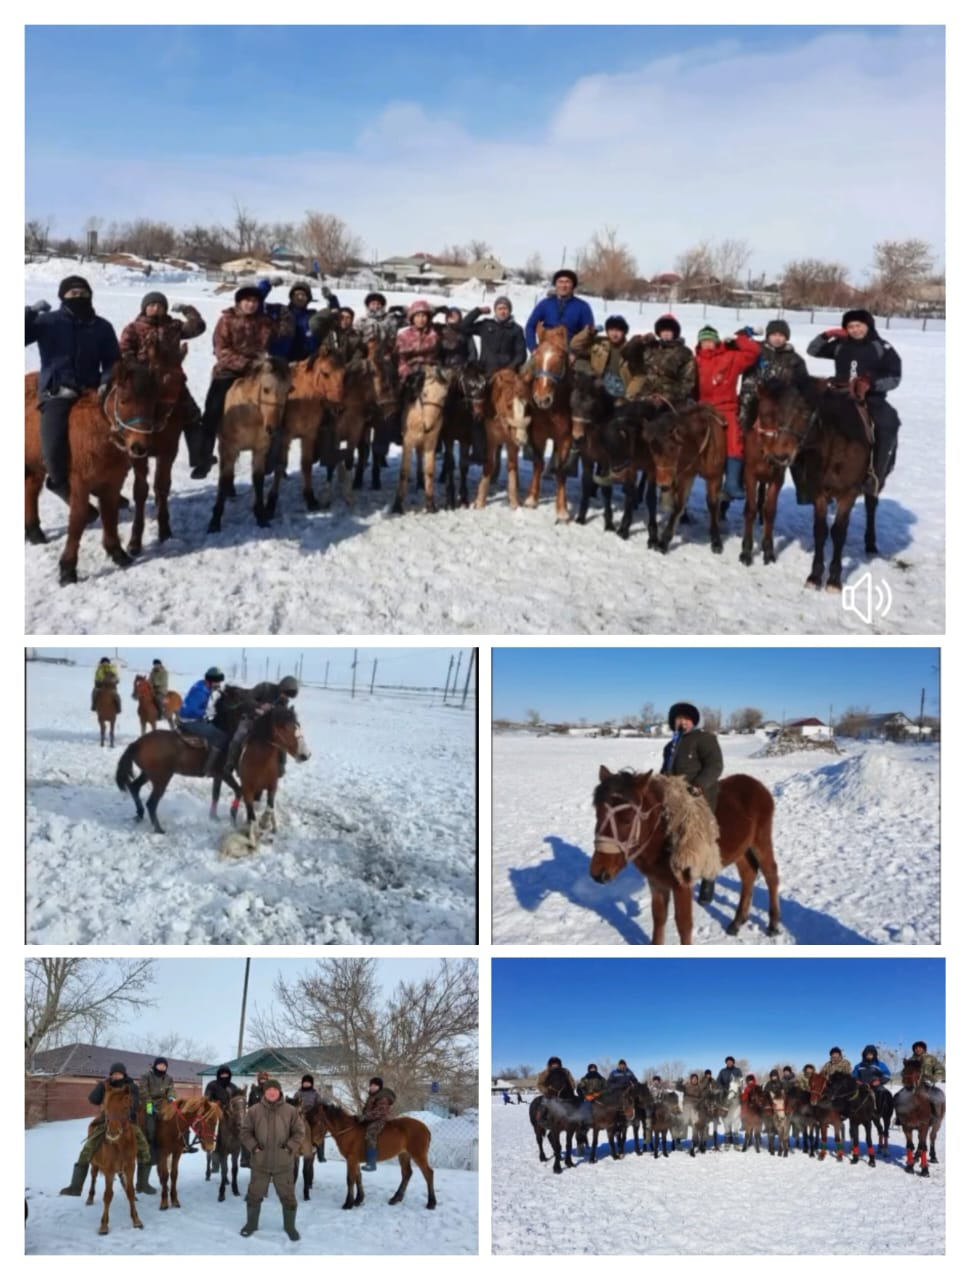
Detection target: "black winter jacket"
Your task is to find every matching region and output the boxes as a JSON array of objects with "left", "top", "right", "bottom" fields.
[
  {"left": 806, "top": 331, "right": 901, "bottom": 395},
  {"left": 463, "top": 309, "right": 527, "bottom": 375},
  {"left": 26, "top": 304, "right": 121, "bottom": 396},
  {"left": 661, "top": 729, "right": 724, "bottom": 810}
]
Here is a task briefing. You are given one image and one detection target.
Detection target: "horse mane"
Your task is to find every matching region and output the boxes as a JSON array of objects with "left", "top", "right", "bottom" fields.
[
  {"left": 818, "top": 387, "right": 871, "bottom": 445},
  {"left": 592, "top": 767, "right": 644, "bottom": 807},
  {"left": 250, "top": 354, "right": 291, "bottom": 381},
  {"left": 112, "top": 358, "right": 157, "bottom": 399},
  {"left": 654, "top": 774, "right": 722, "bottom": 884},
  {"left": 322, "top": 1099, "right": 354, "bottom": 1124},
  {"left": 535, "top": 323, "right": 568, "bottom": 350},
  {"left": 250, "top": 702, "right": 297, "bottom": 744}
]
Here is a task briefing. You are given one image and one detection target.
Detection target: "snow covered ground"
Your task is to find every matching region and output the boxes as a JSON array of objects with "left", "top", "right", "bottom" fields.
[
  {"left": 26, "top": 662, "right": 477, "bottom": 944},
  {"left": 492, "top": 732, "right": 939, "bottom": 944},
  {"left": 490, "top": 1095, "right": 943, "bottom": 1254},
  {"left": 26, "top": 1116, "right": 477, "bottom": 1255},
  {"left": 24, "top": 259, "right": 943, "bottom": 634}
]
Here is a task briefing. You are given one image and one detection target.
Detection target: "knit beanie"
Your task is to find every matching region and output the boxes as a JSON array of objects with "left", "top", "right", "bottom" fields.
[
  {"left": 765, "top": 319, "right": 790, "bottom": 340},
  {"left": 697, "top": 325, "right": 719, "bottom": 344}
]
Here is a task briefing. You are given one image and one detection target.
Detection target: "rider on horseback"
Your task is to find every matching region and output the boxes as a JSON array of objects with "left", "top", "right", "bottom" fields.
[
  {"left": 716, "top": 1056, "right": 743, "bottom": 1091},
  {"left": 91, "top": 656, "right": 121, "bottom": 714},
  {"left": 536, "top": 1056, "right": 577, "bottom": 1096},
  {"left": 119, "top": 290, "right": 206, "bottom": 457},
  {"left": 738, "top": 319, "right": 809, "bottom": 430},
  {"left": 623, "top": 313, "right": 697, "bottom": 408},
  {"left": 206, "top": 1064, "right": 245, "bottom": 1110},
  {"left": 660, "top": 702, "right": 724, "bottom": 905},
  {"left": 360, "top": 1075, "right": 397, "bottom": 1172},
  {"left": 820, "top": 1046, "right": 852, "bottom": 1079},
  {"left": 149, "top": 658, "right": 169, "bottom": 719},
  {"left": 607, "top": 1059, "right": 638, "bottom": 1088},
  {"left": 175, "top": 667, "right": 227, "bottom": 777},
  {"left": 576, "top": 1063, "right": 607, "bottom": 1123},
  {"left": 852, "top": 1044, "right": 892, "bottom": 1098},
  {"left": 910, "top": 1041, "right": 946, "bottom": 1102},
  {"left": 59, "top": 1061, "right": 154, "bottom": 1198},
  {"left": 139, "top": 1055, "right": 196, "bottom": 1160},
  {"left": 224, "top": 675, "right": 299, "bottom": 776}
]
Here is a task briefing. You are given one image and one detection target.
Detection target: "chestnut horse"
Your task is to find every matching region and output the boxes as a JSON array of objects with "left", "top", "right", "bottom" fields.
[
  {"left": 392, "top": 366, "right": 451, "bottom": 515},
  {"left": 94, "top": 682, "right": 119, "bottom": 748},
  {"left": 25, "top": 360, "right": 161, "bottom": 585},
  {"left": 740, "top": 1084, "right": 773, "bottom": 1153},
  {"left": 132, "top": 674, "right": 182, "bottom": 733},
  {"left": 807, "top": 1072, "right": 847, "bottom": 1161},
  {"left": 207, "top": 355, "right": 292, "bottom": 533},
  {"left": 474, "top": 367, "right": 529, "bottom": 509},
  {"left": 589, "top": 767, "right": 781, "bottom": 943},
  {"left": 228, "top": 702, "right": 312, "bottom": 840},
  {"left": 641, "top": 403, "right": 727, "bottom": 553},
  {"left": 146, "top": 1095, "right": 221, "bottom": 1210},
  {"left": 306, "top": 1100, "right": 436, "bottom": 1210},
  {"left": 894, "top": 1058, "right": 945, "bottom": 1176},
  {"left": 521, "top": 325, "right": 573, "bottom": 521},
  {"left": 740, "top": 382, "right": 812, "bottom": 567},
  {"left": 274, "top": 347, "right": 346, "bottom": 512},
  {"left": 127, "top": 355, "right": 192, "bottom": 555},
  {"left": 84, "top": 1083, "right": 143, "bottom": 1235},
  {"left": 441, "top": 362, "right": 488, "bottom": 509}
]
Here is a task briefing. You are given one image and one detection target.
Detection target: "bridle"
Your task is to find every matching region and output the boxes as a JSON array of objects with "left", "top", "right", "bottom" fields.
[
  {"left": 170, "top": 1098, "right": 219, "bottom": 1145},
  {"left": 105, "top": 383, "right": 156, "bottom": 451},
  {"left": 594, "top": 790, "right": 665, "bottom": 864}
]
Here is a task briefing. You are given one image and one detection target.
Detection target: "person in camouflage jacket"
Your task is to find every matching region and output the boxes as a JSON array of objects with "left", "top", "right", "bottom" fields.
[
  {"left": 738, "top": 318, "right": 809, "bottom": 428},
  {"left": 910, "top": 1041, "right": 945, "bottom": 1100},
  {"left": 570, "top": 316, "right": 633, "bottom": 398},
  {"left": 360, "top": 1076, "right": 396, "bottom": 1170},
  {"left": 623, "top": 314, "right": 697, "bottom": 407},
  {"left": 138, "top": 1056, "right": 184, "bottom": 1151},
  {"left": 536, "top": 1056, "right": 577, "bottom": 1097},
  {"left": 795, "top": 1063, "right": 818, "bottom": 1090},
  {"left": 358, "top": 292, "right": 404, "bottom": 346},
  {"left": 59, "top": 1062, "right": 154, "bottom": 1197},
  {"left": 820, "top": 1047, "right": 852, "bottom": 1079}
]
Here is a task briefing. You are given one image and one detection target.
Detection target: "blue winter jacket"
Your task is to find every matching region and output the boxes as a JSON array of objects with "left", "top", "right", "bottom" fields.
[
  {"left": 181, "top": 679, "right": 215, "bottom": 722},
  {"left": 607, "top": 1067, "right": 638, "bottom": 1088},
  {"left": 257, "top": 280, "right": 319, "bottom": 361},
  {"left": 25, "top": 304, "right": 121, "bottom": 396},
  {"left": 524, "top": 295, "right": 595, "bottom": 350},
  {"left": 852, "top": 1058, "right": 891, "bottom": 1087},
  {"left": 716, "top": 1065, "right": 743, "bottom": 1090}
]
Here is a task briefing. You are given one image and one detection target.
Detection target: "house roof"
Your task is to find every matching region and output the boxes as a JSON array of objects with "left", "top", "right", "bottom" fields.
[
  {"left": 855, "top": 711, "right": 914, "bottom": 727},
  {"left": 29, "top": 1042, "right": 207, "bottom": 1080},
  {"left": 197, "top": 1045, "right": 348, "bottom": 1077},
  {"left": 787, "top": 717, "right": 826, "bottom": 727}
]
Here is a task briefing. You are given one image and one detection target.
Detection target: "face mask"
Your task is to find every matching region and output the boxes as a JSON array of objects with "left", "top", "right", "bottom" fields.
[{"left": 63, "top": 296, "right": 94, "bottom": 320}]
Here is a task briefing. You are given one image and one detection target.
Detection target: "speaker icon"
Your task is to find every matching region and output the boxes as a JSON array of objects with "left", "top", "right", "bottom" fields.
[{"left": 842, "top": 571, "right": 893, "bottom": 624}]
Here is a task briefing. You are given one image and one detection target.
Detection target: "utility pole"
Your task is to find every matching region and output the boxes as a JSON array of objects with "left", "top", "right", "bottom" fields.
[
  {"left": 919, "top": 686, "right": 926, "bottom": 738},
  {"left": 237, "top": 958, "right": 251, "bottom": 1059},
  {"left": 453, "top": 652, "right": 463, "bottom": 697},
  {"left": 351, "top": 648, "right": 358, "bottom": 699},
  {"left": 370, "top": 659, "right": 378, "bottom": 695},
  {"left": 298, "top": 652, "right": 303, "bottom": 682},
  {"left": 461, "top": 648, "right": 475, "bottom": 709},
  {"left": 241, "top": 648, "right": 247, "bottom": 682},
  {"left": 324, "top": 661, "right": 329, "bottom": 689},
  {"left": 443, "top": 654, "right": 454, "bottom": 703}
]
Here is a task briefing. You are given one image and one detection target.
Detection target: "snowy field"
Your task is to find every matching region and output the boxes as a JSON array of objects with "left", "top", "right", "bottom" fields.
[
  {"left": 26, "top": 1116, "right": 477, "bottom": 1255},
  {"left": 490, "top": 1095, "right": 943, "bottom": 1254},
  {"left": 492, "top": 732, "right": 939, "bottom": 944},
  {"left": 25, "top": 259, "right": 943, "bottom": 635},
  {"left": 26, "top": 663, "right": 477, "bottom": 945}
]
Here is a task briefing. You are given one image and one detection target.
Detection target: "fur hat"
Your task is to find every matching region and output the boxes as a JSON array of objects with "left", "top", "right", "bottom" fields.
[
  {"left": 494, "top": 295, "right": 513, "bottom": 311},
  {"left": 289, "top": 281, "right": 313, "bottom": 301},
  {"left": 58, "top": 274, "right": 92, "bottom": 299},
  {"left": 234, "top": 285, "right": 263, "bottom": 305},
  {"left": 696, "top": 325, "right": 719, "bottom": 344},
  {"left": 604, "top": 314, "right": 629, "bottom": 334},
  {"left": 912, "top": 1041, "right": 927, "bottom": 1052},
  {"left": 301, "top": 1074, "right": 314, "bottom": 1086},
  {"left": 407, "top": 299, "right": 433, "bottom": 321},
  {"left": 668, "top": 702, "right": 701, "bottom": 729},
  {"left": 369, "top": 1076, "right": 384, "bottom": 1089},
  {"left": 654, "top": 313, "right": 681, "bottom": 339},
  {"left": 152, "top": 659, "right": 162, "bottom": 666},
  {"left": 765, "top": 319, "right": 790, "bottom": 340},
  {"left": 841, "top": 308, "right": 875, "bottom": 331},
  {"left": 141, "top": 291, "right": 168, "bottom": 313},
  {"left": 552, "top": 268, "right": 578, "bottom": 287},
  {"left": 109, "top": 1062, "right": 127, "bottom": 1076},
  {"left": 364, "top": 292, "right": 387, "bottom": 309}
]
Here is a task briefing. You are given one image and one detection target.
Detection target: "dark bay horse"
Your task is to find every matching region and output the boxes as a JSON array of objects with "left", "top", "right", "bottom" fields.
[
  {"left": 84, "top": 1084, "right": 143, "bottom": 1236},
  {"left": 208, "top": 1093, "right": 244, "bottom": 1202},
  {"left": 94, "top": 682, "right": 119, "bottom": 748},
  {"left": 227, "top": 702, "right": 311, "bottom": 839},
  {"left": 894, "top": 1058, "right": 945, "bottom": 1175},
  {"left": 146, "top": 1096, "right": 221, "bottom": 1210},
  {"left": 528, "top": 1068, "right": 579, "bottom": 1168},
  {"left": 740, "top": 382, "right": 811, "bottom": 567},
  {"left": 308, "top": 1100, "right": 436, "bottom": 1210},
  {"left": 25, "top": 360, "right": 161, "bottom": 585},
  {"left": 127, "top": 358, "right": 189, "bottom": 555},
  {"left": 589, "top": 766, "right": 781, "bottom": 943},
  {"left": 808, "top": 1072, "right": 847, "bottom": 1161},
  {"left": 740, "top": 1085, "right": 772, "bottom": 1153},
  {"left": 522, "top": 325, "right": 574, "bottom": 521},
  {"left": 132, "top": 674, "right": 182, "bottom": 734},
  {"left": 823, "top": 1074, "right": 878, "bottom": 1167},
  {"left": 441, "top": 362, "right": 488, "bottom": 509},
  {"left": 651, "top": 1089, "right": 683, "bottom": 1158}
]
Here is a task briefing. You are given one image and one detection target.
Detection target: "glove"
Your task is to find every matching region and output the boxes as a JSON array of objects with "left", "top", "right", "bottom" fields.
[
  {"left": 271, "top": 275, "right": 285, "bottom": 287},
  {"left": 824, "top": 328, "right": 847, "bottom": 338},
  {"left": 850, "top": 376, "right": 871, "bottom": 401},
  {"left": 171, "top": 303, "right": 187, "bottom": 315},
  {"left": 30, "top": 299, "right": 52, "bottom": 313},
  {"left": 145, "top": 1101, "right": 154, "bottom": 1115},
  {"left": 687, "top": 784, "right": 701, "bottom": 797},
  {"left": 321, "top": 286, "right": 333, "bottom": 300},
  {"left": 478, "top": 305, "right": 492, "bottom": 315}
]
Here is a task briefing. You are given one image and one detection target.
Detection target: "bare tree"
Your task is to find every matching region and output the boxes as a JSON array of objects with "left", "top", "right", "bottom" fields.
[
  {"left": 466, "top": 238, "right": 492, "bottom": 260},
  {"left": 836, "top": 705, "right": 871, "bottom": 738},
  {"left": 711, "top": 238, "right": 752, "bottom": 293},
  {"left": 639, "top": 701, "right": 657, "bottom": 727},
  {"left": 728, "top": 707, "right": 763, "bottom": 733},
  {"left": 674, "top": 241, "right": 715, "bottom": 298},
  {"left": 522, "top": 250, "right": 545, "bottom": 284},
  {"left": 130, "top": 1031, "right": 217, "bottom": 1063},
  {"left": 525, "top": 708, "right": 541, "bottom": 727},
  {"left": 869, "top": 238, "right": 935, "bottom": 312},
  {"left": 25, "top": 959, "right": 157, "bottom": 1069},
  {"left": 781, "top": 258, "right": 852, "bottom": 308},
  {"left": 576, "top": 227, "right": 638, "bottom": 300},
  {"left": 297, "top": 210, "right": 364, "bottom": 275},
  {"left": 102, "top": 218, "right": 179, "bottom": 260},
  {"left": 437, "top": 243, "right": 470, "bottom": 266},
  {"left": 701, "top": 706, "right": 722, "bottom": 733},
  {"left": 224, "top": 198, "right": 270, "bottom": 257},
  {"left": 176, "top": 223, "right": 234, "bottom": 264},
  {"left": 25, "top": 216, "right": 53, "bottom": 255}
]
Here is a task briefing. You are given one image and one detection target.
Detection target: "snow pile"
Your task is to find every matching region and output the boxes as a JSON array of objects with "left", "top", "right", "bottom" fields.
[
  {"left": 490, "top": 1095, "right": 943, "bottom": 1254},
  {"left": 26, "top": 663, "right": 476, "bottom": 945},
  {"left": 26, "top": 1118, "right": 476, "bottom": 1255},
  {"left": 24, "top": 267, "right": 943, "bottom": 635},
  {"left": 754, "top": 735, "right": 841, "bottom": 757},
  {"left": 492, "top": 734, "right": 939, "bottom": 944}
]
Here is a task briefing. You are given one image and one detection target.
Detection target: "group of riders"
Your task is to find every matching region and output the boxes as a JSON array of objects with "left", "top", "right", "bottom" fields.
[
  {"left": 59, "top": 1055, "right": 398, "bottom": 1241},
  {"left": 25, "top": 265, "right": 902, "bottom": 510},
  {"left": 91, "top": 656, "right": 299, "bottom": 779}
]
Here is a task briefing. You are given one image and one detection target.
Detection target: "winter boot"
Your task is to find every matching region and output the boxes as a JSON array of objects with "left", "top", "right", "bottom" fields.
[
  {"left": 363, "top": 1147, "right": 379, "bottom": 1172},
  {"left": 135, "top": 1163, "right": 157, "bottom": 1194},
  {"left": 240, "top": 1201, "right": 261, "bottom": 1237},
  {"left": 203, "top": 745, "right": 222, "bottom": 778},
  {"left": 316, "top": 1143, "right": 327, "bottom": 1164},
  {"left": 721, "top": 457, "right": 745, "bottom": 500},
  {"left": 282, "top": 1205, "right": 301, "bottom": 1241},
  {"left": 697, "top": 879, "right": 716, "bottom": 905},
  {"left": 59, "top": 1161, "right": 89, "bottom": 1196}
]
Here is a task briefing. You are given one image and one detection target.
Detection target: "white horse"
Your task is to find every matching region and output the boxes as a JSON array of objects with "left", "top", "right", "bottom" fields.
[{"left": 717, "top": 1079, "right": 743, "bottom": 1150}]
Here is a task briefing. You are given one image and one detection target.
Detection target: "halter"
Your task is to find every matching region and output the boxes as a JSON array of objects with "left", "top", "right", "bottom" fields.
[
  {"left": 170, "top": 1098, "right": 219, "bottom": 1146},
  {"left": 594, "top": 792, "right": 666, "bottom": 864},
  {"left": 754, "top": 403, "right": 815, "bottom": 456},
  {"left": 105, "top": 384, "right": 155, "bottom": 451}
]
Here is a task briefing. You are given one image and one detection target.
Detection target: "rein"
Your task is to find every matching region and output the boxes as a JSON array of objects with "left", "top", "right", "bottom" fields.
[
  {"left": 105, "top": 384, "right": 156, "bottom": 451},
  {"left": 170, "top": 1098, "right": 218, "bottom": 1145},
  {"left": 595, "top": 791, "right": 666, "bottom": 864}
]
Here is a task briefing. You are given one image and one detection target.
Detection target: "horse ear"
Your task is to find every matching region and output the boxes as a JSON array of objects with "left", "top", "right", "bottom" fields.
[{"left": 598, "top": 765, "right": 610, "bottom": 782}]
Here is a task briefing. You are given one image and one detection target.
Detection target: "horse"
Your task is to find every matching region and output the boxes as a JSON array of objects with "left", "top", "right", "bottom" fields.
[
  {"left": 822, "top": 1074, "right": 879, "bottom": 1167},
  {"left": 441, "top": 362, "right": 488, "bottom": 509},
  {"left": 226, "top": 702, "right": 311, "bottom": 840},
  {"left": 872, "top": 1084, "right": 894, "bottom": 1156},
  {"left": 147, "top": 1095, "right": 221, "bottom": 1210},
  {"left": 307, "top": 1100, "right": 436, "bottom": 1210},
  {"left": 787, "top": 1086, "right": 820, "bottom": 1155},
  {"left": 115, "top": 703, "right": 241, "bottom": 835},
  {"left": 474, "top": 367, "right": 529, "bottom": 509},
  {"left": 94, "top": 681, "right": 119, "bottom": 748},
  {"left": 581, "top": 1085, "right": 636, "bottom": 1164},
  {"left": 131, "top": 674, "right": 182, "bottom": 733},
  {"left": 894, "top": 1058, "right": 945, "bottom": 1176},
  {"left": 127, "top": 357, "right": 192, "bottom": 555},
  {"left": 350, "top": 336, "right": 400, "bottom": 491},
  {"left": 808, "top": 1072, "right": 847, "bottom": 1161},
  {"left": 764, "top": 1089, "right": 791, "bottom": 1157},
  {"left": 273, "top": 348, "right": 346, "bottom": 511},
  {"left": 521, "top": 325, "right": 574, "bottom": 521},
  {"left": 789, "top": 378, "right": 880, "bottom": 591},
  {"left": 527, "top": 1069, "right": 577, "bottom": 1167},
  {"left": 707, "top": 1079, "right": 743, "bottom": 1150},
  {"left": 288, "top": 1097, "right": 322, "bottom": 1202},
  {"left": 687, "top": 1090, "right": 722, "bottom": 1156},
  {"left": 571, "top": 372, "right": 622, "bottom": 533},
  {"left": 84, "top": 1083, "right": 143, "bottom": 1236},
  {"left": 640, "top": 401, "right": 728, "bottom": 553},
  {"left": 651, "top": 1089, "right": 683, "bottom": 1158},
  {"left": 589, "top": 766, "right": 781, "bottom": 943},
  {"left": 208, "top": 1093, "right": 244, "bottom": 1202},
  {"left": 25, "top": 360, "right": 162, "bottom": 585},
  {"left": 739, "top": 381, "right": 812, "bottom": 567},
  {"left": 616, "top": 1081, "right": 655, "bottom": 1157},
  {"left": 740, "top": 1084, "right": 772, "bottom": 1153},
  {"left": 207, "top": 355, "right": 292, "bottom": 533},
  {"left": 580, "top": 394, "right": 661, "bottom": 540},
  {"left": 391, "top": 366, "right": 451, "bottom": 514}
]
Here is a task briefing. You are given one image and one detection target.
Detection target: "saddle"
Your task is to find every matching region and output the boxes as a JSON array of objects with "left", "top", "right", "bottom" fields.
[{"left": 174, "top": 728, "right": 209, "bottom": 751}]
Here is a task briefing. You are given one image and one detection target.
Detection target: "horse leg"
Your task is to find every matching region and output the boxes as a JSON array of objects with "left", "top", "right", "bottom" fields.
[
  {"left": 158, "top": 1154, "right": 171, "bottom": 1209},
  {"left": 97, "top": 484, "right": 133, "bottom": 569},
  {"left": 124, "top": 1161, "right": 143, "bottom": 1229},
  {"left": 231, "top": 1149, "right": 240, "bottom": 1195},
  {"left": 726, "top": 851, "right": 757, "bottom": 935},
  {"left": 705, "top": 472, "right": 723, "bottom": 553},
  {"left": 128, "top": 771, "right": 147, "bottom": 822},
  {"left": 207, "top": 458, "right": 236, "bottom": 534},
  {"left": 146, "top": 778, "right": 169, "bottom": 835},
  {"left": 296, "top": 433, "right": 318, "bottom": 510},
  {"left": 128, "top": 458, "right": 149, "bottom": 555},
  {"left": 645, "top": 477, "right": 660, "bottom": 549},
  {"left": 153, "top": 449, "right": 175, "bottom": 542},
  {"left": 25, "top": 465, "right": 47, "bottom": 543},
  {"left": 589, "top": 1124, "right": 598, "bottom": 1164},
  {"left": 392, "top": 436, "right": 411, "bottom": 515},
  {"left": 672, "top": 883, "right": 694, "bottom": 944},
  {"left": 218, "top": 1152, "right": 227, "bottom": 1201},
  {"left": 753, "top": 831, "right": 782, "bottom": 935},
  {"left": 98, "top": 1171, "right": 114, "bottom": 1235},
  {"left": 170, "top": 1151, "right": 181, "bottom": 1208},
  {"left": 826, "top": 493, "right": 855, "bottom": 591},
  {"left": 506, "top": 441, "right": 521, "bottom": 508},
  {"left": 389, "top": 1153, "right": 411, "bottom": 1205},
  {"left": 86, "top": 1165, "right": 98, "bottom": 1204},
  {"left": 863, "top": 491, "right": 879, "bottom": 556},
  {"left": 252, "top": 450, "right": 272, "bottom": 527},
  {"left": 740, "top": 466, "right": 757, "bottom": 565},
  {"left": 414, "top": 1151, "right": 436, "bottom": 1209},
  {"left": 762, "top": 473, "right": 781, "bottom": 564},
  {"left": 423, "top": 439, "right": 439, "bottom": 514},
  {"left": 806, "top": 498, "right": 828, "bottom": 588},
  {"left": 524, "top": 433, "right": 543, "bottom": 508},
  {"left": 618, "top": 480, "right": 637, "bottom": 540},
  {"left": 650, "top": 885, "right": 670, "bottom": 945},
  {"left": 58, "top": 480, "right": 95, "bottom": 585}
]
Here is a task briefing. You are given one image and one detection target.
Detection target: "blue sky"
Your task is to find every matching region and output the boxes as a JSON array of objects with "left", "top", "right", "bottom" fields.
[
  {"left": 24, "top": 25, "right": 944, "bottom": 276},
  {"left": 491, "top": 646, "right": 939, "bottom": 723},
  {"left": 492, "top": 958, "right": 944, "bottom": 1074}
]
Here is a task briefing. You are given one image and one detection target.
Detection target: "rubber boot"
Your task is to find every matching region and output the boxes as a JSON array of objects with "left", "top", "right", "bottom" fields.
[
  {"left": 722, "top": 456, "right": 745, "bottom": 500},
  {"left": 697, "top": 879, "right": 716, "bottom": 905},
  {"left": 363, "top": 1147, "right": 378, "bottom": 1172},
  {"left": 240, "top": 1201, "right": 261, "bottom": 1237},
  {"left": 136, "top": 1163, "right": 157, "bottom": 1194},
  {"left": 203, "top": 745, "right": 222, "bottom": 778},
  {"left": 282, "top": 1205, "right": 301, "bottom": 1241},
  {"left": 60, "top": 1161, "right": 89, "bottom": 1196}
]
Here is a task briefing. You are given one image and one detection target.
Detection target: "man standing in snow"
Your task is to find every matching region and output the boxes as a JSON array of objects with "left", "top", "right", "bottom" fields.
[{"left": 660, "top": 702, "right": 724, "bottom": 904}]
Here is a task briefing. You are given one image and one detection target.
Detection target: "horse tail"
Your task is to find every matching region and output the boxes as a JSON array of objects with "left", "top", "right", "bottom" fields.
[{"left": 115, "top": 741, "right": 140, "bottom": 791}]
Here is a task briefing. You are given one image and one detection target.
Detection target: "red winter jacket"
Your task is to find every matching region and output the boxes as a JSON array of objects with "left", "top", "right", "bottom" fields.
[
  {"left": 694, "top": 332, "right": 762, "bottom": 408},
  {"left": 394, "top": 325, "right": 440, "bottom": 382}
]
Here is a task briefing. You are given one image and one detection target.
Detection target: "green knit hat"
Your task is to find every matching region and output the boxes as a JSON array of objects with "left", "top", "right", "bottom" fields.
[
  {"left": 263, "top": 1078, "right": 283, "bottom": 1094},
  {"left": 697, "top": 325, "right": 719, "bottom": 344}
]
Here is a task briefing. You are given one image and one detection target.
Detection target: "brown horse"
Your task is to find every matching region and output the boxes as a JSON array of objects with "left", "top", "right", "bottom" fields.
[
  {"left": 274, "top": 348, "right": 346, "bottom": 511},
  {"left": 207, "top": 355, "right": 292, "bottom": 533},
  {"left": 894, "top": 1058, "right": 945, "bottom": 1175},
  {"left": 589, "top": 767, "right": 781, "bottom": 943},
  {"left": 132, "top": 674, "right": 182, "bottom": 733},
  {"left": 307, "top": 1100, "right": 436, "bottom": 1210},
  {"left": 208, "top": 1093, "right": 245, "bottom": 1202},
  {"left": 474, "top": 367, "right": 529, "bottom": 509},
  {"left": 115, "top": 719, "right": 240, "bottom": 835},
  {"left": 740, "top": 1084, "right": 773, "bottom": 1153},
  {"left": 808, "top": 1072, "right": 847, "bottom": 1161},
  {"left": 522, "top": 325, "right": 573, "bottom": 521},
  {"left": 351, "top": 336, "right": 400, "bottom": 491},
  {"left": 574, "top": 386, "right": 657, "bottom": 538},
  {"left": 441, "top": 362, "right": 488, "bottom": 509},
  {"left": 25, "top": 361, "right": 161, "bottom": 585},
  {"left": 84, "top": 1084, "right": 143, "bottom": 1235},
  {"left": 147, "top": 1095, "right": 221, "bottom": 1210},
  {"left": 641, "top": 402, "right": 727, "bottom": 553},
  {"left": 127, "top": 359, "right": 192, "bottom": 555},
  {"left": 740, "top": 382, "right": 812, "bottom": 567},
  {"left": 391, "top": 366, "right": 451, "bottom": 514},
  {"left": 228, "top": 703, "right": 312, "bottom": 839},
  {"left": 94, "top": 682, "right": 119, "bottom": 748},
  {"left": 790, "top": 379, "right": 879, "bottom": 590}
]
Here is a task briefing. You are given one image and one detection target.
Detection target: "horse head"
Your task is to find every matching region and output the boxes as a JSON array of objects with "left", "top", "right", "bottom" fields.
[
  {"left": 132, "top": 674, "right": 149, "bottom": 698},
  {"left": 754, "top": 382, "right": 815, "bottom": 468},
  {"left": 309, "top": 349, "right": 346, "bottom": 406},
  {"left": 260, "top": 704, "right": 311, "bottom": 762},
  {"left": 247, "top": 355, "right": 292, "bottom": 433},
  {"left": 589, "top": 766, "right": 663, "bottom": 883},
  {"left": 104, "top": 358, "right": 161, "bottom": 459},
  {"left": 901, "top": 1058, "right": 923, "bottom": 1090},
  {"left": 807, "top": 1072, "right": 830, "bottom": 1105},
  {"left": 530, "top": 325, "right": 570, "bottom": 409},
  {"left": 103, "top": 1084, "right": 132, "bottom": 1143},
  {"left": 459, "top": 362, "right": 488, "bottom": 423}
]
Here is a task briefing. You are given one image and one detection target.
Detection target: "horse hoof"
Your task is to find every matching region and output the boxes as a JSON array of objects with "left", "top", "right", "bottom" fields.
[
  {"left": 127, "top": 540, "right": 142, "bottom": 557},
  {"left": 305, "top": 495, "right": 320, "bottom": 512},
  {"left": 25, "top": 525, "right": 47, "bottom": 545},
  {"left": 805, "top": 577, "right": 822, "bottom": 590},
  {"left": 711, "top": 543, "right": 723, "bottom": 554},
  {"left": 919, "top": 1168, "right": 930, "bottom": 1178},
  {"left": 739, "top": 552, "right": 752, "bottom": 566},
  {"left": 108, "top": 548, "right": 133, "bottom": 568},
  {"left": 825, "top": 582, "right": 842, "bottom": 594},
  {"left": 766, "top": 924, "right": 781, "bottom": 936},
  {"left": 726, "top": 922, "right": 740, "bottom": 936},
  {"left": 207, "top": 519, "right": 221, "bottom": 535},
  {"left": 763, "top": 552, "right": 776, "bottom": 565}
]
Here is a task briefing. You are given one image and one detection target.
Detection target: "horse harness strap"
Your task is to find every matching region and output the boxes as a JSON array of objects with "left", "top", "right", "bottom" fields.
[
  {"left": 595, "top": 796, "right": 665, "bottom": 864},
  {"left": 105, "top": 384, "right": 155, "bottom": 448}
]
